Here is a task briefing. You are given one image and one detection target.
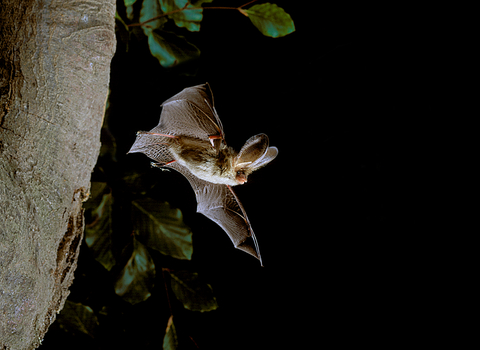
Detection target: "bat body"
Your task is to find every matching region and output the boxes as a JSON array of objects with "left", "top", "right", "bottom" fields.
[
  {"left": 128, "top": 83, "right": 277, "bottom": 265},
  {"left": 169, "top": 136, "right": 240, "bottom": 186}
]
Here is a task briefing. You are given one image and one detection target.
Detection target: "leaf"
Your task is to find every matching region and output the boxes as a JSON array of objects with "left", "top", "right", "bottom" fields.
[
  {"left": 132, "top": 198, "right": 193, "bottom": 260},
  {"left": 140, "top": 0, "right": 168, "bottom": 36},
  {"left": 160, "top": 0, "right": 210, "bottom": 32},
  {"left": 114, "top": 239, "right": 155, "bottom": 304},
  {"left": 84, "top": 182, "right": 116, "bottom": 271},
  {"left": 163, "top": 315, "right": 179, "bottom": 350},
  {"left": 56, "top": 301, "right": 99, "bottom": 338},
  {"left": 147, "top": 29, "right": 201, "bottom": 68},
  {"left": 115, "top": 11, "right": 129, "bottom": 32},
  {"left": 126, "top": 4, "right": 135, "bottom": 20},
  {"left": 169, "top": 270, "right": 218, "bottom": 312},
  {"left": 243, "top": 3, "right": 295, "bottom": 38}
]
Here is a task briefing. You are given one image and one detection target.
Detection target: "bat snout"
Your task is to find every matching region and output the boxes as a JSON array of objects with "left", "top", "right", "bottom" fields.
[{"left": 236, "top": 172, "right": 247, "bottom": 184}]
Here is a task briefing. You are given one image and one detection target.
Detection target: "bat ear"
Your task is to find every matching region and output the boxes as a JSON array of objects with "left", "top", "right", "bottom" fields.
[
  {"left": 252, "top": 146, "right": 278, "bottom": 170},
  {"left": 235, "top": 134, "right": 278, "bottom": 171},
  {"left": 235, "top": 134, "right": 269, "bottom": 167}
]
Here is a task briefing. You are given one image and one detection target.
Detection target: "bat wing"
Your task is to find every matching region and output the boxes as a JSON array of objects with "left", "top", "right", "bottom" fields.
[
  {"left": 128, "top": 83, "right": 225, "bottom": 163},
  {"left": 167, "top": 161, "right": 262, "bottom": 265},
  {"left": 154, "top": 83, "right": 225, "bottom": 151}
]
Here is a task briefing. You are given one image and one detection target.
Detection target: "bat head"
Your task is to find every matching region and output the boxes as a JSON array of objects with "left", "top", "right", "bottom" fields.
[
  {"left": 235, "top": 169, "right": 248, "bottom": 184},
  {"left": 233, "top": 134, "right": 278, "bottom": 185}
]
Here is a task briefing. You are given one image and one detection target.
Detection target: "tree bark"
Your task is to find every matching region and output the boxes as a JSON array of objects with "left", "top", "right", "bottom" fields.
[{"left": 0, "top": 0, "right": 116, "bottom": 348}]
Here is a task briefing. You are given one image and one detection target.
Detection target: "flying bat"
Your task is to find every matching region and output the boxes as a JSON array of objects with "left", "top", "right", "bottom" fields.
[{"left": 128, "top": 83, "right": 277, "bottom": 265}]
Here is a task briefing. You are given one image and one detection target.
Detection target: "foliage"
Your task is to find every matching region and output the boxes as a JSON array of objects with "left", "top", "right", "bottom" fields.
[
  {"left": 163, "top": 316, "right": 179, "bottom": 350},
  {"left": 116, "top": 0, "right": 295, "bottom": 68},
  {"left": 242, "top": 3, "right": 295, "bottom": 38},
  {"left": 54, "top": 301, "right": 100, "bottom": 339},
  {"left": 168, "top": 270, "right": 218, "bottom": 312},
  {"left": 57, "top": 135, "right": 218, "bottom": 349},
  {"left": 132, "top": 198, "right": 193, "bottom": 260},
  {"left": 114, "top": 239, "right": 156, "bottom": 304}
]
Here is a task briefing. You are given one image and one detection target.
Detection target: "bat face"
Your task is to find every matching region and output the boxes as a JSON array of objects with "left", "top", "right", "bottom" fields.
[{"left": 128, "top": 83, "right": 277, "bottom": 265}]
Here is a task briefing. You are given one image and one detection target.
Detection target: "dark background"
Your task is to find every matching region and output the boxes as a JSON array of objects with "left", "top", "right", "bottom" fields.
[{"left": 42, "top": 1, "right": 434, "bottom": 349}]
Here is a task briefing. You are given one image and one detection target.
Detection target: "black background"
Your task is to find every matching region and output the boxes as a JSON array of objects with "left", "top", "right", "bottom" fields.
[{"left": 42, "top": 1, "right": 435, "bottom": 349}]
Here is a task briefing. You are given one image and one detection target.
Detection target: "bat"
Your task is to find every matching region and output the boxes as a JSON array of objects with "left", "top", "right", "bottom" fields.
[{"left": 128, "top": 83, "right": 277, "bottom": 265}]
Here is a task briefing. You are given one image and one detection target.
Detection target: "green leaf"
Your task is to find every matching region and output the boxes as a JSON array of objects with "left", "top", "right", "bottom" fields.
[
  {"left": 126, "top": 4, "right": 135, "bottom": 20},
  {"left": 84, "top": 182, "right": 116, "bottom": 271},
  {"left": 56, "top": 301, "right": 99, "bottom": 338},
  {"left": 169, "top": 270, "right": 218, "bottom": 312},
  {"left": 163, "top": 315, "right": 178, "bottom": 350},
  {"left": 160, "top": 0, "right": 209, "bottom": 32},
  {"left": 115, "top": 11, "right": 129, "bottom": 32},
  {"left": 147, "top": 29, "right": 201, "bottom": 68},
  {"left": 132, "top": 198, "right": 193, "bottom": 259},
  {"left": 243, "top": 3, "right": 295, "bottom": 38},
  {"left": 140, "top": 0, "right": 168, "bottom": 35},
  {"left": 115, "top": 12, "right": 131, "bottom": 52},
  {"left": 114, "top": 239, "right": 155, "bottom": 304}
]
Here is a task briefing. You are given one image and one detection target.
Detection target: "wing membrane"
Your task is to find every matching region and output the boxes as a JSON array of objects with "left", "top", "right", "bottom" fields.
[
  {"left": 157, "top": 84, "right": 225, "bottom": 143},
  {"left": 167, "top": 162, "right": 262, "bottom": 264}
]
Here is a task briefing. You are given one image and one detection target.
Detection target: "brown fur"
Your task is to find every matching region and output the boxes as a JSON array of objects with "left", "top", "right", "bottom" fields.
[{"left": 169, "top": 136, "right": 241, "bottom": 186}]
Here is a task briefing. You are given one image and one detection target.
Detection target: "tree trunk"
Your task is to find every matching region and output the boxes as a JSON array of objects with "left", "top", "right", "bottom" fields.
[{"left": 0, "top": 0, "right": 116, "bottom": 348}]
